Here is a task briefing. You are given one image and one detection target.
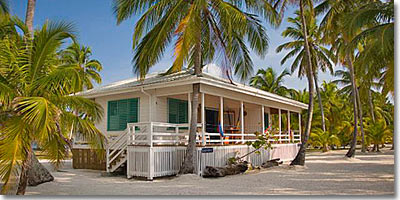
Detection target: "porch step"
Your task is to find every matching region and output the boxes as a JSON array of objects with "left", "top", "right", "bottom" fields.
[{"left": 108, "top": 152, "right": 127, "bottom": 172}]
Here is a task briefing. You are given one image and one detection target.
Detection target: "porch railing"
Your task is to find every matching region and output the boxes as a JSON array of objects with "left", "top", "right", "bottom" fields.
[{"left": 122, "top": 122, "right": 301, "bottom": 146}]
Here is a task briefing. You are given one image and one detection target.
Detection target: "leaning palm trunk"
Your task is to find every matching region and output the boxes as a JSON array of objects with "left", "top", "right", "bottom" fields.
[
  {"left": 313, "top": 71, "right": 326, "bottom": 132},
  {"left": 17, "top": 0, "right": 54, "bottom": 194},
  {"left": 345, "top": 54, "right": 359, "bottom": 158},
  {"left": 291, "top": 0, "right": 315, "bottom": 166},
  {"left": 356, "top": 87, "right": 366, "bottom": 152},
  {"left": 16, "top": 149, "right": 54, "bottom": 195},
  {"left": 179, "top": 40, "right": 202, "bottom": 174},
  {"left": 16, "top": 147, "right": 32, "bottom": 195},
  {"left": 368, "top": 90, "right": 375, "bottom": 122}
]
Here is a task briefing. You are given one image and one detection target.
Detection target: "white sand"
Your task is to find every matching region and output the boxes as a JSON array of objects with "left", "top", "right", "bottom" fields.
[{"left": 23, "top": 148, "right": 394, "bottom": 195}]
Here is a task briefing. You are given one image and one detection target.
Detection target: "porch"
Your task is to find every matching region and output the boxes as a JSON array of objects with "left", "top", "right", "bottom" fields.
[
  {"left": 105, "top": 90, "right": 303, "bottom": 179},
  {"left": 142, "top": 91, "right": 303, "bottom": 146}
]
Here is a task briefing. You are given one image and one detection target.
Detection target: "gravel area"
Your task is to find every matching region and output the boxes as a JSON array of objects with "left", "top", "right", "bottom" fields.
[{"left": 24, "top": 148, "right": 394, "bottom": 196}]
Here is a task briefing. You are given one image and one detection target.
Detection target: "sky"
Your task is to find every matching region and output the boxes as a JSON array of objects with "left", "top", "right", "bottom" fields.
[{"left": 10, "top": 0, "right": 336, "bottom": 90}]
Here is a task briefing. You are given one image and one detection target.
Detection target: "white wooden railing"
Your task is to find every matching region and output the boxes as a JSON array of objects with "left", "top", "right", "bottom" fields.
[
  {"left": 106, "top": 122, "right": 301, "bottom": 173},
  {"left": 122, "top": 122, "right": 301, "bottom": 146},
  {"left": 126, "top": 122, "right": 203, "bottom": 146}
]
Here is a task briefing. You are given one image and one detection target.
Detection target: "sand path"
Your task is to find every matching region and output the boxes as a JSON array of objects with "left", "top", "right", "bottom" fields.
[{"left": 24, "top": 148, "right": 394, "bottom": 195}]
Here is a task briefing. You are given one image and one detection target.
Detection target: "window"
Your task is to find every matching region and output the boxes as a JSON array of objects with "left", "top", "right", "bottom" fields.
[
  {"left": 168, "top": 98, "right": 188, "bottom": 124},
  {"left": 107, "top": 98, "right": 139, "bottom": 131},
  {"left": 264, "top": 113, "right": 269, "bottom": 129}
]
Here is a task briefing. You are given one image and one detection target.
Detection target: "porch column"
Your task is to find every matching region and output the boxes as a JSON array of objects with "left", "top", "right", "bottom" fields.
[
  {"left": 288, "top": 110, "right": 291, "bottom": 142},
  {"left": 201, "top": 93, "right": 206, "bottom": 146},
  {"left": 298, "top": 112, "right": 301, "bottom": 142},
  {"left": 261, "top": 106, "right": 265, "bottom": 133},
  {"left": 188, "top": 92, "right": 191, "bottom": 125},
  {"left": 220, "top": 96, "right": 224, "bottom": 144},
  {"left": 278, "top": 108, "right": 281, "bottom": 143},
  {"left": 241, "top": 101, "right": 244, "bottom": 143}
]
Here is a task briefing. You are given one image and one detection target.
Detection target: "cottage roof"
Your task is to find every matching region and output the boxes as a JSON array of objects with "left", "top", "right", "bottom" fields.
[{"left": 77, "top": 65, "right": 308, "bottom": 109}]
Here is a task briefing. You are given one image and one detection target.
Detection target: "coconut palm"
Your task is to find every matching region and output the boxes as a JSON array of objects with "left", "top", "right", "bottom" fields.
[
  {"left": 0, "top": 0, "right": 8, "bottom": 15},
  {"left": 310, "top": 128, "right": 340, "bottom": 152},
  {"left": 0, "top": 20, "right": 105, "bottom": 195},
  {"left": 277, "top": 9, "right": 334, "bottom": 134},
  {"left": 25, "top": 0, "right": 36, "bottom": 35},
  {"left": 333, "top": 67, "right": 368, "bottom": 152},
  {"left": 315, "top": 0, "right": 370, "bottom": 158},
  {"left": 365, "top": 119, "right": 392, "bottom": 152},
  {"left": 249, "top": 67, "right": 290, "bottom": 96},
  {"left": 268, "top": 0, "right": 316, "bottom": 166},
  {"left": 288, "top": 88, "right": 308, "bottom": 104},
  {"left": 345, "top": 0, "right": 394, "bottom": 96},
  {"left": 112, "top": 0, "right": 283, "bottom": 173},
  {"left": 60, "top": 42, "right": 103, "bottom": 90}
]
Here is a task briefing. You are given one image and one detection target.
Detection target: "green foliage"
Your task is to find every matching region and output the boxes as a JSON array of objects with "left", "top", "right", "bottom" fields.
[
  {"left": 60, "top": 42, "right": 103, "bottom": 90},
  {"left": 249, "top": 67, "right": 290, "bottom": 96},
  {"left": 277, "top": 9, "right": 334, "bottom": 79},
  {"left": 112, "top": 0, "right": 284, "bottom": 81},
  {"left": 310, "top": 128, "right": 340, "bottom": 152},
  {"left": 365, "top": 119, "right": 392, "bottom": 151},
  {"left": 0, "top": 17, "right": 105, "bottom": 194}
]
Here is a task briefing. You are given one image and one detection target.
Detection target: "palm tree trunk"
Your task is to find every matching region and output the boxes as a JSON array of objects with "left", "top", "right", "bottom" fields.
[
  {"left": 179, "top": 35, "right": 202, "bottom": 174},
  {"left": 25, "top": 0, "right": 36, "bottom": 36},
  {"left": 345, "top": 54, "right": 359, "bottom": 158},
  {"left": 291, "top": 0, "right": 315, "bottom": 166},
  {"left": 356, "top": 87, "right": 366, "bottom": 153},
  {"left": 368, "top": 90, "right": 375, "bottom": 122},
  {"left": 313, "top": 71, "right": 326, "bottom": 132},
  {"left": 16, "top": 147, "right": 33, "bottom": 195},
  {"left": 17, "top": 1, "right": 55, "bottom": 194}
]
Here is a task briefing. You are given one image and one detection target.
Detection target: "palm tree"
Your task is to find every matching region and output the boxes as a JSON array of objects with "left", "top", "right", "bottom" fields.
[
  {"left": 333, "top": 68, "right": 367, "bottom": 152},
  {"left": 310, "top": 128, "right": 340, "bottom": 152},
  {"left": 271, "top": 0, "right": 316, "bottom": 166},
  {"left": 0, "top": 0, "right": 8, "bottom": 15},
  {"left": 61, "top": 42, "right": 103, "bottom": 90},
  {"left": 277, "top": 9, "right": 334, "bottom": 134},
  {"left": 346, "top": 0, "right": 394, "bottom": 96},
  {"left": 288, "top": 88, "right": 309, "bottom": 104},
  {"left": 316, "top": 0, "right": 368, "bottom": 158},
  {"left": 249, "top": 67, "right": 290, "bottom": 96},
  {"left": 0, "top": 20, "right": 105, "bottom": 195},
  {"left": 365, "top": 119, "right": 392, "bottom": 152},
  {"left": 112, "top": 0, "right": 282, "bottom": 173},
  {"left": 25, "top": 0, "right": 36, "bottom": 35}
]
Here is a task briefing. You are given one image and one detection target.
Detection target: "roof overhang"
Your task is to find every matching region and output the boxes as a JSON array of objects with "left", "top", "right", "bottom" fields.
[{"left": 77, "top": 73, "right": 308, "bottom": 110}]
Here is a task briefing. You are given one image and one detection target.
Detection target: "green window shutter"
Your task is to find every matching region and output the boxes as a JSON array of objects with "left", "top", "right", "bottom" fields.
[
  {"left": 178, "top": 100, "right": 188, "bottom": 123},
  {"left": 108, "top": 101, "right": 119, "bottom": 131},
  {"left": 118, "top": 99, "right": 128, "bottom": 130},
  {"left": 107, "top": 98, "right": 139, "bottom": 131},
  {"left": 128, "top": 98, "right": 139, "bottom": 123},
  {"left": 168, "top": 98, "right": 179, "bottom": 124},
  {"left": 168, "top": 98, "right": 188, "bottom": 124}
]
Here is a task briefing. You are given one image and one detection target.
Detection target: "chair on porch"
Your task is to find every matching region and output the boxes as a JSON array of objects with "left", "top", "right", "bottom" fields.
[{"left": 218, "top": 124, "right": 229, "bottom": 144}]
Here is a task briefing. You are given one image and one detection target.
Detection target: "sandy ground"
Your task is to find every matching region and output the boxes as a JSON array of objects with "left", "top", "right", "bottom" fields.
[{"left": 21, "top": 148, "right": 394, "bottom": 195}]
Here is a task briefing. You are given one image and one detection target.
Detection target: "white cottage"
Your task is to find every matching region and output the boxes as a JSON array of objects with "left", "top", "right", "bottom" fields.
[{"left": 73, "top": 65, "right": 308, "bottom": 180}]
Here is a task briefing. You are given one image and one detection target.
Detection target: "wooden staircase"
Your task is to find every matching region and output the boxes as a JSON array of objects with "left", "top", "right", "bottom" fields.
[{"left": 106, "top": 127, "right": 128, "bottom": 173}]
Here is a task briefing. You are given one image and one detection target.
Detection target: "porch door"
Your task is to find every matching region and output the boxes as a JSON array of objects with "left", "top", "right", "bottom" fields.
[
  {"left": 205, "top": 109, "right": 218, "bottom": 133},
  {"left": 264, "top": 113, "right": 269, "bottom": 130}
]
